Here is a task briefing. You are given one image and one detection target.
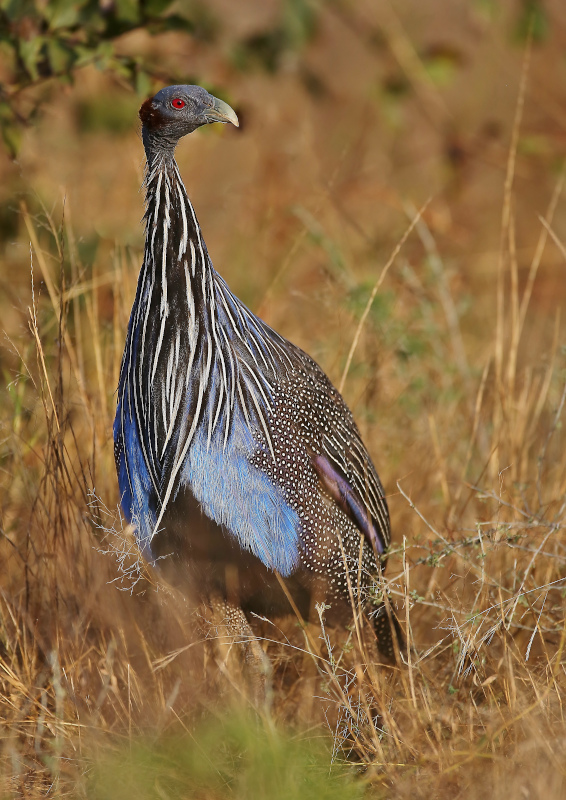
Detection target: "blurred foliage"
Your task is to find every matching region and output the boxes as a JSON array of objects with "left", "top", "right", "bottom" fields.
[
  {"left": 88, "top": 715, "right": 363, "bottom": 800},
  {"left": 515, "top": 0, "right": 549, "bottom": 43},
  {"left": 0, "top": 0, "right": 192, "bottom": 155},
  {"left": 0, "top": 0, "right": 546, "bottom": 157},
  {"left": 0, "top": 0, "right": 319, "bottom": 157},
  {"left": 232, "top": 0, "right": 317, "bottom": 74},
  {"left": 421, "top": 44, "right": 465, "bottom": 86}
]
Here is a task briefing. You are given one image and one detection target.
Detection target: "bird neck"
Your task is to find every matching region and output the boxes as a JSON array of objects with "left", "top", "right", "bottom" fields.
[
  {"left": 142, "top": 150, "right": 216, "bottom": 332},
  {"left": 142, "top": 127, "right": 178, "bottom": 165}
]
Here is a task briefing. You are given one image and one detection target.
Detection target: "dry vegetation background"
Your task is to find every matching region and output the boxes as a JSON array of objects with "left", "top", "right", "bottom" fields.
[{"left": 1, "top": 0, "right": 566, "bottom": 797}]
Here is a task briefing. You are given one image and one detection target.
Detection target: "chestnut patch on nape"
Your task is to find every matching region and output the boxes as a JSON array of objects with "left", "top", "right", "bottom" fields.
[{"left": 139, "top": 98, "right": 166, "bottom": 130}]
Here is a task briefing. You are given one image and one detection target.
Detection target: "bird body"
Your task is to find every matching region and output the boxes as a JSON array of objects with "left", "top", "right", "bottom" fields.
[{"left": 114, "top": 85, "right": 399, "bottom": 657}]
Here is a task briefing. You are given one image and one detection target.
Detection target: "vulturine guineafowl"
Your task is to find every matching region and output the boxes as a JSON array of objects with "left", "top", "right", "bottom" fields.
[{"left": 114, "top": 85, "right": 403, "bottom": 693}]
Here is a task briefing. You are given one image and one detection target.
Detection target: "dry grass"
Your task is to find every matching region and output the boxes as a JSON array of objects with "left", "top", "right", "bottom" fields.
[{"left": 1, "top": 2, "right": 566, "bottom": 797}]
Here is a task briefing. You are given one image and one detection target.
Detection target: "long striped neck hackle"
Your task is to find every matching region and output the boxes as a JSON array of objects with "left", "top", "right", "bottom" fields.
[
  {"left": 136, "top": 86, "right": 240, "bottom": 343},
  {"left": 140, "top": 124, "right": 217, "bottom": 334}
]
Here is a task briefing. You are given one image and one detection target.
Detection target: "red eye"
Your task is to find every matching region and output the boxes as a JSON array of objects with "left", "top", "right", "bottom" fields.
[{"left": 171, "top": 98, "right": 186, "bottom": 109}]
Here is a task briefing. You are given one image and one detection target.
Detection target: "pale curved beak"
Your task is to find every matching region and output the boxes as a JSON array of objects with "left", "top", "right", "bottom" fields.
[{"left": 204, "top": 96, "right": 239, "bottom": 127}]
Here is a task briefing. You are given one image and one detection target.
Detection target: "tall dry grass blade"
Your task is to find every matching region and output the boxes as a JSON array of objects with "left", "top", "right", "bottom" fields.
[
  {"left": 85, "top": 262, "right": 110, "bottom": 433},
  {"left": 28, "top": 249, "right": 59, "bottom": 433},
  {"left": 402, "top": 538, "right": 417, "bottom": 710},
  {"left": 518, "top": 174, "right": 564, "bottom": 337},
  {"left": 495, "top": 32, "right": 531, "bottom": 385},
  {"left": 428, "top": 413, "right": 450, "bottom": 507},
  {"left": 537, "top": 378, "right": 566, "bottom": 504},
  {"left": 411, "top": 206, "right": 469, "bottom": 381},
  {"left": 538, "top": 216, "right": 566, "bottom": 262},
  {"left": 492, "top": 30, "right": 532, "bottom": 483},
  {"left": 506, "top": 208, "right": 519, "bottom": 398},
  {"left": 112, "top": 248, "right": 124, "bottom": 392},
  {"left": 450, "top": 358, "right": 490, "bottom": 525},
  {"left": 339, "top": 199, "right": 430, "bottom": 393},
  {"left": 21, "top": 201, "right": 97, "bottom": 440}
]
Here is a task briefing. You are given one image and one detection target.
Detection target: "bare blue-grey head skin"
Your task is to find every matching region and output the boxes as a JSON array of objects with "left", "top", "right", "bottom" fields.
[{"left": 140, "top": 84, "right": 239, "bottom": 160}]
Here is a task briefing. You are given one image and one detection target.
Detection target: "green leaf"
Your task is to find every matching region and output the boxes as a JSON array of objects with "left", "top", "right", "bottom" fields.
[
  {"left": 473, "top": 0, "right": 500, "bottom": 22},
  {"left": 0, "top": 102, "right": 22, "bottom": 155},
  {"left": 142, "top": 0, "right": 175, "bottom": 15},
  {"left": 46, "top": 37, "right": 75, "bottom": 74},
  {"left": 1, "top": 121, "right": 21, "bottom": 157},
  {"left": 283, "top": 0, "right": 316, "bottom": 50},
  {"left": 45, "top": 0, "right": 85, "bottom": 29},
  {"left": 91, "top": 41, "right": 115, "bottom": 71},
  {"left": 149, "top": 13, "right": 195, "bottom": 35},
  {"left": 0, "top": 0, "right": 38, "bottom": 23},
  {"left": 135, "top": 67, "right": 152, "bottom": 98},
  {"left": 113, "top": 0, "right": 141, "bottom": 25},
  {"left": 515, "top": 0, "right": 549, "bottom": 44},
  {"left": 19, "top": 35, "right": 45, "bottom": 81},
  {"left": 423, "top": 45, "right": 463, "bottom": 86}
]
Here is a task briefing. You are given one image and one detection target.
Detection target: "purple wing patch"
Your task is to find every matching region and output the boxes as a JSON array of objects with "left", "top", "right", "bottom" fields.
[{"left": 311, "top": 453, "right": 385, "bottom": 556}]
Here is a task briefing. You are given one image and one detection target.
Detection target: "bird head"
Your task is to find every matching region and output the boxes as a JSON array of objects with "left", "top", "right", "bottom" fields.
[{"left": 140, "top": 85, "right": 239, "bottom": 157}]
